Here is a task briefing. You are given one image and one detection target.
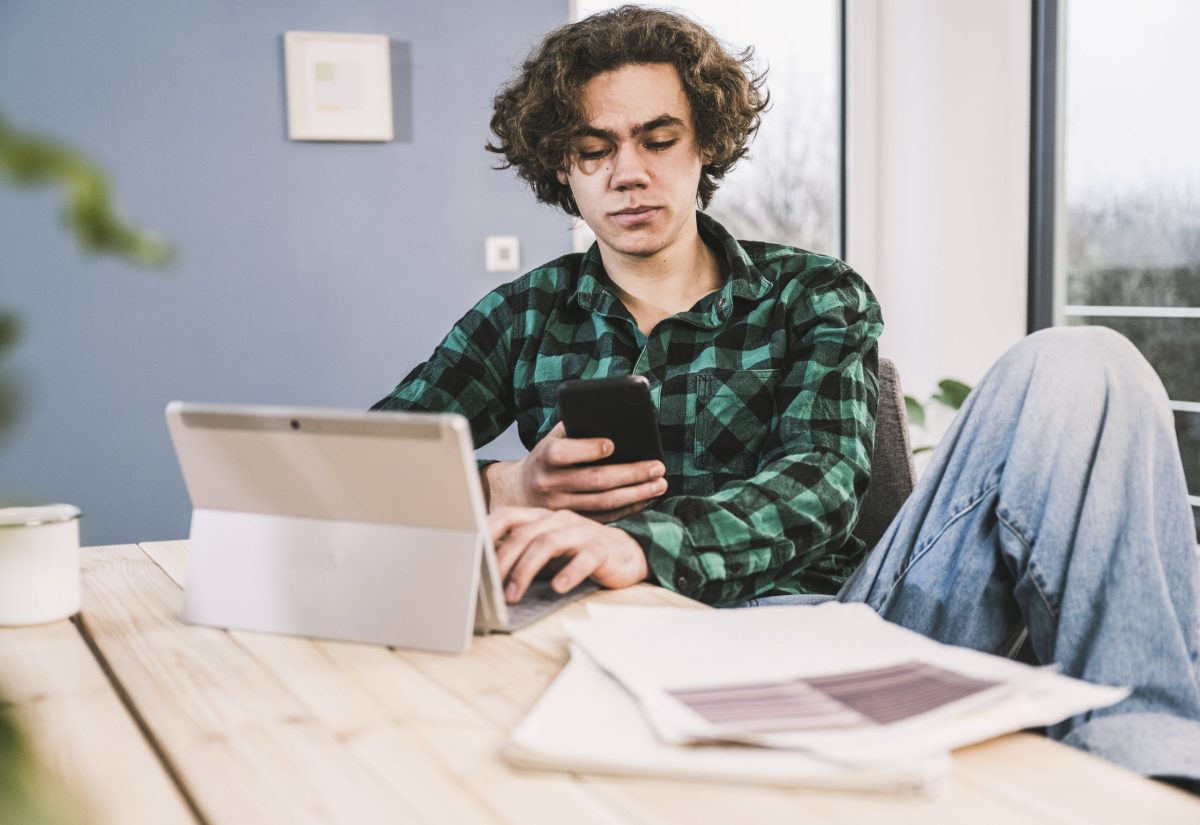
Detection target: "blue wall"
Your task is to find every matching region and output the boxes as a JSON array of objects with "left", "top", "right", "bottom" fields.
[{"left": 0, "top": 1, "right": 569, "bottom": 544}]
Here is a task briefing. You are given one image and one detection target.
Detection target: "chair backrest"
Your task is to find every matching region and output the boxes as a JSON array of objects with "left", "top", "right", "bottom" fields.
[{"left": 852, "top": 357, "right": 917, "bottom": 549}]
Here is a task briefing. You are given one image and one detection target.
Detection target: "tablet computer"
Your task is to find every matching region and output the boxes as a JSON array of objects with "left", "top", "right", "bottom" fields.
[{"left": 165, "top": 402, "right": 593, "bottom": 653}]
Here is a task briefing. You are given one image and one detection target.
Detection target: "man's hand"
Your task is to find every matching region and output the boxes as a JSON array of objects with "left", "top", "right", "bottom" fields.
[
  {"left": 482, "top": 422, "right": 666, "bottom": 522},
  {"left": 490, "top": 506, "right": 649, "bottom": 603}
]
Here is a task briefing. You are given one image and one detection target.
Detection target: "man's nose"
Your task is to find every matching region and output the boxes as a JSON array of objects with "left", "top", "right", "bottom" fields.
[{"left": 610, "top": 145, "right": 650, "bottom": 190}]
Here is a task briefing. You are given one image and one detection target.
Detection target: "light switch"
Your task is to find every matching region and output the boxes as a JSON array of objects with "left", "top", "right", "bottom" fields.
[{"left": 485, "top": 236, "right": 520, "bottom": 273}]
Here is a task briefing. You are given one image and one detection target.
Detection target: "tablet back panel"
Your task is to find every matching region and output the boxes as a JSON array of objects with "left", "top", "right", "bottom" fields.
[{"left": 166, "top": 403, "right": 489, "bottom": 653}]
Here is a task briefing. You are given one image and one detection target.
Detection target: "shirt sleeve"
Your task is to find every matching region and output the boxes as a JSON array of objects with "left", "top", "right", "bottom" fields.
[
  {"left": 615, "top": 264, "right": 883, "bottom": 607},
  {"left": 370, "top": 287, "right": 516, "bottom": 453}
]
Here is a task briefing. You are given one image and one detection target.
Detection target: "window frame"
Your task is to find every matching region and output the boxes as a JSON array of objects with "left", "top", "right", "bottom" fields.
[{"left": 1028, "top": 0, "right": 1200, "bottom": 524}]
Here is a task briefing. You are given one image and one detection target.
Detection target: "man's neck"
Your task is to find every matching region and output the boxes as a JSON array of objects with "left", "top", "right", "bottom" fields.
[{"left": 597, "top": 224, "right": 726, "bottom": 335}]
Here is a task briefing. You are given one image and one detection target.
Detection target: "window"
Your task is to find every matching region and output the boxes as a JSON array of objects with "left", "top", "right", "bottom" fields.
[
  {"left": 1032, "top": 0, "right": 1200, "bottom": 538},
  {"left": 571, "top": 0, "right": 843, "bottom": 255}
]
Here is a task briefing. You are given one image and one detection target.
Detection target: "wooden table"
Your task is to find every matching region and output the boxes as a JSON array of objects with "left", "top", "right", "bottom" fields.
[{"left": 1, "top": 542, "right": 1198, "bottom": 824}]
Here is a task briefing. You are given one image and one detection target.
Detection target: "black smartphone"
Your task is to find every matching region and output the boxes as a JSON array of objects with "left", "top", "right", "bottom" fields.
[{"left": 556, "top": 375, "right": 665, "bottom": 466}]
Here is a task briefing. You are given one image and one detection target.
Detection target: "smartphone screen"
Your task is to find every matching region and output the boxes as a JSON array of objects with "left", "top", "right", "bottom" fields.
[{"left": 555, "top": 375, "right": 664, "bottom": 466}]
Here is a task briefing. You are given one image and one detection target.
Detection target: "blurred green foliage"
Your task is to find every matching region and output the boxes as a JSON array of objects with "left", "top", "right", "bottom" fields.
[
  {"left": 1, "top": 110, "right": 174, "bottom": 824},
  {"left": 905, "top": 379, "right": 972, "bottom": 454},
  {"left": 0, "top": 112, "right": 173, "bottom": 266},
  {"left": 1, "top": 697, "right": 80, "bottom": 825},
  {"left": 0, "top": 110, "right": 174, "bottom": 444},
  {"left": 0, "top": 312, "right": 22, "bottom": 443}
]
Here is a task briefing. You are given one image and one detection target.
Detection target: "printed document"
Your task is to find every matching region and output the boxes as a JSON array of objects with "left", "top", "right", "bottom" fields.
[{"left": 507, "top": 602, "right": 1127, "bottom": 788}]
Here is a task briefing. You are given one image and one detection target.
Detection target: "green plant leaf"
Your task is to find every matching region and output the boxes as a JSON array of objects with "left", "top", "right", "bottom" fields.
[
  {"left": 0, "top": 376, "right": 23, "bottom": 442},
  {"left": 1, "top": 701, "right": 80, "bottom": 825},
  {"left": 904, "top": 395, "right": 926, "bottom": 428},
  {"left": 0, "top": 111, "right": 173, "bottom": 267},
  {"left": 0, "top": 313, "right": 18, "bottom": 357},
  {"left": 932, "top": 379, "right": 972, "bottom": 410},
  {"left": 0, "top": 312, "right": 19, "bottom": 442}
]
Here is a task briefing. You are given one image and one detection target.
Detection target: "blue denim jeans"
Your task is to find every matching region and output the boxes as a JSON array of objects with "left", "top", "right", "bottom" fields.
[{"left": 747, "top": 327, "right": 1200, "bottom": 784}]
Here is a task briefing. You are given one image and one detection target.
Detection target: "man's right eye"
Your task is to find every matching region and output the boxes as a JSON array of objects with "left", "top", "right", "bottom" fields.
[{"left": 577, "top": 148, "right": 610, "bottom": 161}]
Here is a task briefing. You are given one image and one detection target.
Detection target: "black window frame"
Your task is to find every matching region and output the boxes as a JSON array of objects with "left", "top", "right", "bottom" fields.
[
  {"left": 1027, "top": 0, "right": 1058, "bottom": 333},
  {"left": 1028, "top": 0, "right": 1200, "bottom": 538}
]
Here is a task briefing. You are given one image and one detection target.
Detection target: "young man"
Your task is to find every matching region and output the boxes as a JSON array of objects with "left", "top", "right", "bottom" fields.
[{"left": 374, "top": 7, "right": 1199, "bottom": 785}]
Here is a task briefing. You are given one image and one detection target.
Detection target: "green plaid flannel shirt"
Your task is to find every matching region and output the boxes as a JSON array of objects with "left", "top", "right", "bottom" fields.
[{"left": 372, "top": 213, "right": 883, "bottom": 606}]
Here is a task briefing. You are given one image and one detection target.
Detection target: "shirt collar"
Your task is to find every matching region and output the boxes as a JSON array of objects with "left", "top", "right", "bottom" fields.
[
  {"left": 696, "top": 211, "right": 773, "bottom": 304},
  {"left": 568, "top": 243, "right": 612, "bottom": 314},
  {"left": 567, "top": 212, "right": 772, "bottom": 317}
]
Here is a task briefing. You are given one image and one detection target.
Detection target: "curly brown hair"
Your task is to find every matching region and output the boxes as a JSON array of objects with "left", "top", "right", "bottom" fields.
[{"left": 486, "top": 5, "right": 769, "bottom": 216}]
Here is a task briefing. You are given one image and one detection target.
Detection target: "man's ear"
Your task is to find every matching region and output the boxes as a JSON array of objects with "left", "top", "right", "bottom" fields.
[{"left": 556, "top": 169, "right": 569, "bottom": 185}]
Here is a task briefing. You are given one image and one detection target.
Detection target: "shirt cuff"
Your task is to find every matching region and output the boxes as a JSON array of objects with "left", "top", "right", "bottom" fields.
[{"left": 614, "top": 511, "right": 707, "bottom": 601}]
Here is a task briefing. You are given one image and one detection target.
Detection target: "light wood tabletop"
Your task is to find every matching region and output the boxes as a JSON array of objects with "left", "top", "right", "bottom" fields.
[{"left": 1, "top": 541, "right": 1198, "bottom": 824}]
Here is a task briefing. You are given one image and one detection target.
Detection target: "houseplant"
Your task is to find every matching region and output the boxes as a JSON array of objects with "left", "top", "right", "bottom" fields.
[
  {"left": 0, "top": 108, "right": 172, "bottom": 824},
  {"left": 905, "top": 378, "right": 972, "bottom": 455}
]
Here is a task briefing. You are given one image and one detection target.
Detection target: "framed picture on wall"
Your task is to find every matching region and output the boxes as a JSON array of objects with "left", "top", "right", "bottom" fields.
[{"left": 284, "top": 31, "right": 393, "bottom": 141}]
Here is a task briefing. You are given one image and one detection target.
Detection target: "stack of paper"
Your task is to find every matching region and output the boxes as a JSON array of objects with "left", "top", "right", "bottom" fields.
[{"left": 505, "top": 602, "right": 1128, "bottom": 794}]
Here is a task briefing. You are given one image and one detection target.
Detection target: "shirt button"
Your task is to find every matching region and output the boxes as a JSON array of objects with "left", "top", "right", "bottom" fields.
[
  {"left": 717, "top": 298, "right": 727, "bottom": 308},
  {"left": 675, "top": 576, "right": 688, "bottom": 591}
]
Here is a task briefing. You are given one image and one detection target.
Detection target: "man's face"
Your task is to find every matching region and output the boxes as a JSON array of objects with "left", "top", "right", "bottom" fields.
[{"left": 560, "top": 63, "right": 706, "bottom": 260}]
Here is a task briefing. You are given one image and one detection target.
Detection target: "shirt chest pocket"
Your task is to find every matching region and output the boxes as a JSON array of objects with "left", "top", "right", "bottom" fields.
[{"left": 694, "top": 369, "right": 780, "bottom": 475}]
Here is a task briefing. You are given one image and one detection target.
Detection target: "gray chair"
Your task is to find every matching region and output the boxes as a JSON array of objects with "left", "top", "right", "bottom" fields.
[{"left": 852, "top": 357, "right": 918, "bottom": 549}]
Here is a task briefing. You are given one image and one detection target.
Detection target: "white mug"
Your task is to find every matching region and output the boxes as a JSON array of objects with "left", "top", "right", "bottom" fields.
[{"left": 0, "top": 504, "right": 82, "bottom": 625}]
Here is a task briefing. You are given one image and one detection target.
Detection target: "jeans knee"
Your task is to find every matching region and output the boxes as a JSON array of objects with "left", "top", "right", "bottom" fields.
[
  {"left": 1014, "top": 326, "right": 1160, "bottom": 391},
  {"left": 985, "top": 327, "right": 1171, "bottom": 428},
  {"left": 1021, "top": 325, "right": 1133, "bottom": 361}
]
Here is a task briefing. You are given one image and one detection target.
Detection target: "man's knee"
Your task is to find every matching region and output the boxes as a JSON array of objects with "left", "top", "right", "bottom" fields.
[
  {"left": 1010, "top": 326, "right": 1156, "bottom": 385},
  {"left": 1021, "top": 325, "right": 1136, "bottom": 360},
  {"left": 995, "top": 325, "right": 1171, "bottom": 421}
]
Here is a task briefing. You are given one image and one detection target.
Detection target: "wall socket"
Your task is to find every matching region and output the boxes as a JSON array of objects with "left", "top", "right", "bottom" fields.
[{"left": 485, "top": 236, "right": 520, "bottom": 273}]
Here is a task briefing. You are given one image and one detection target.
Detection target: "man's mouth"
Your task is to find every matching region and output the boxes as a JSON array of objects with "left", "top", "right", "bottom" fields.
[{"left": 610, "top": 205, "right": 661, "bottom": 226}]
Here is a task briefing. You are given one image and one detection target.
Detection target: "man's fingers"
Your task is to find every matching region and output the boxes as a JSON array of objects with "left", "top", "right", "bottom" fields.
[
  {"left": 491, "top": 507, "right": 557, "bottom": 579},
  {"left": 496, "top": 512, "right": 649, "bottom": 602},
  {"left": 564, "top": 476, "right": 667, "bottom": 513},
  {"left": 542, "top": 434, "right": 614, "bottom": 467},
  {"left": 549, "top": 551, "right": 602, "bottom": 594},
  {"left": 554, "top": 459, "right": 665, "bottom": 492},
  {"left": 494, "top": 508, "right": 569, "bottom": 580},
  {"left": 488, "top": 506, "right": 552, "bottom": 545},
  {"left": 505, "top": 525, "right": 594, "bottom": 602}
]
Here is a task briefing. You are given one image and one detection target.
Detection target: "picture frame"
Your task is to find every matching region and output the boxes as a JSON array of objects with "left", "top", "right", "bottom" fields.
[{"left": 284, "top": 31, "right": 393, "bottom": 142}]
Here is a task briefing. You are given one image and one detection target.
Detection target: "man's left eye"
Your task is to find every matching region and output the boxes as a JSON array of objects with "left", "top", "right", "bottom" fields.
[{"left": 646, "top": 139, "right": 678, "bottom": 152}]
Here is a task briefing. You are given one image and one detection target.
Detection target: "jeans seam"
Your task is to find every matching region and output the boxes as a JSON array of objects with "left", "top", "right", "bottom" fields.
[
  {"left": 996, "top": 510, "right": 1059, "bottom": 621},
  {"left": 889, "top": 482, "right": 1000, "bottom": 591}
]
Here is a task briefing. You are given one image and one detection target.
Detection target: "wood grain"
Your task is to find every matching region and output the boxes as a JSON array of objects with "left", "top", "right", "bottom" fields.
[
  {"left": 130, "top": 541, "right": 634, "bottom": 825},
  {"left": 952, "top": 733, "right": 1200, "bottom": 823},
  {"left": 79, "top": 544, "right": 410, "bottom": 824},
  {"left": 0, "top": 554, "right": 196, "bottom": 825},
  {"left": 119, "top": 541, "right": 1200, "bottom": 824}
]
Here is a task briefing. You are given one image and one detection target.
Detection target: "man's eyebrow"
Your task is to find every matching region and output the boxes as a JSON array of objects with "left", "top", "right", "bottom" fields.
[
  {"left": 632, "top": 115, "right": 685, "bottom": 135},
  {"left": 575, "top": 114, "right": 686, "bottom": 141}
]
